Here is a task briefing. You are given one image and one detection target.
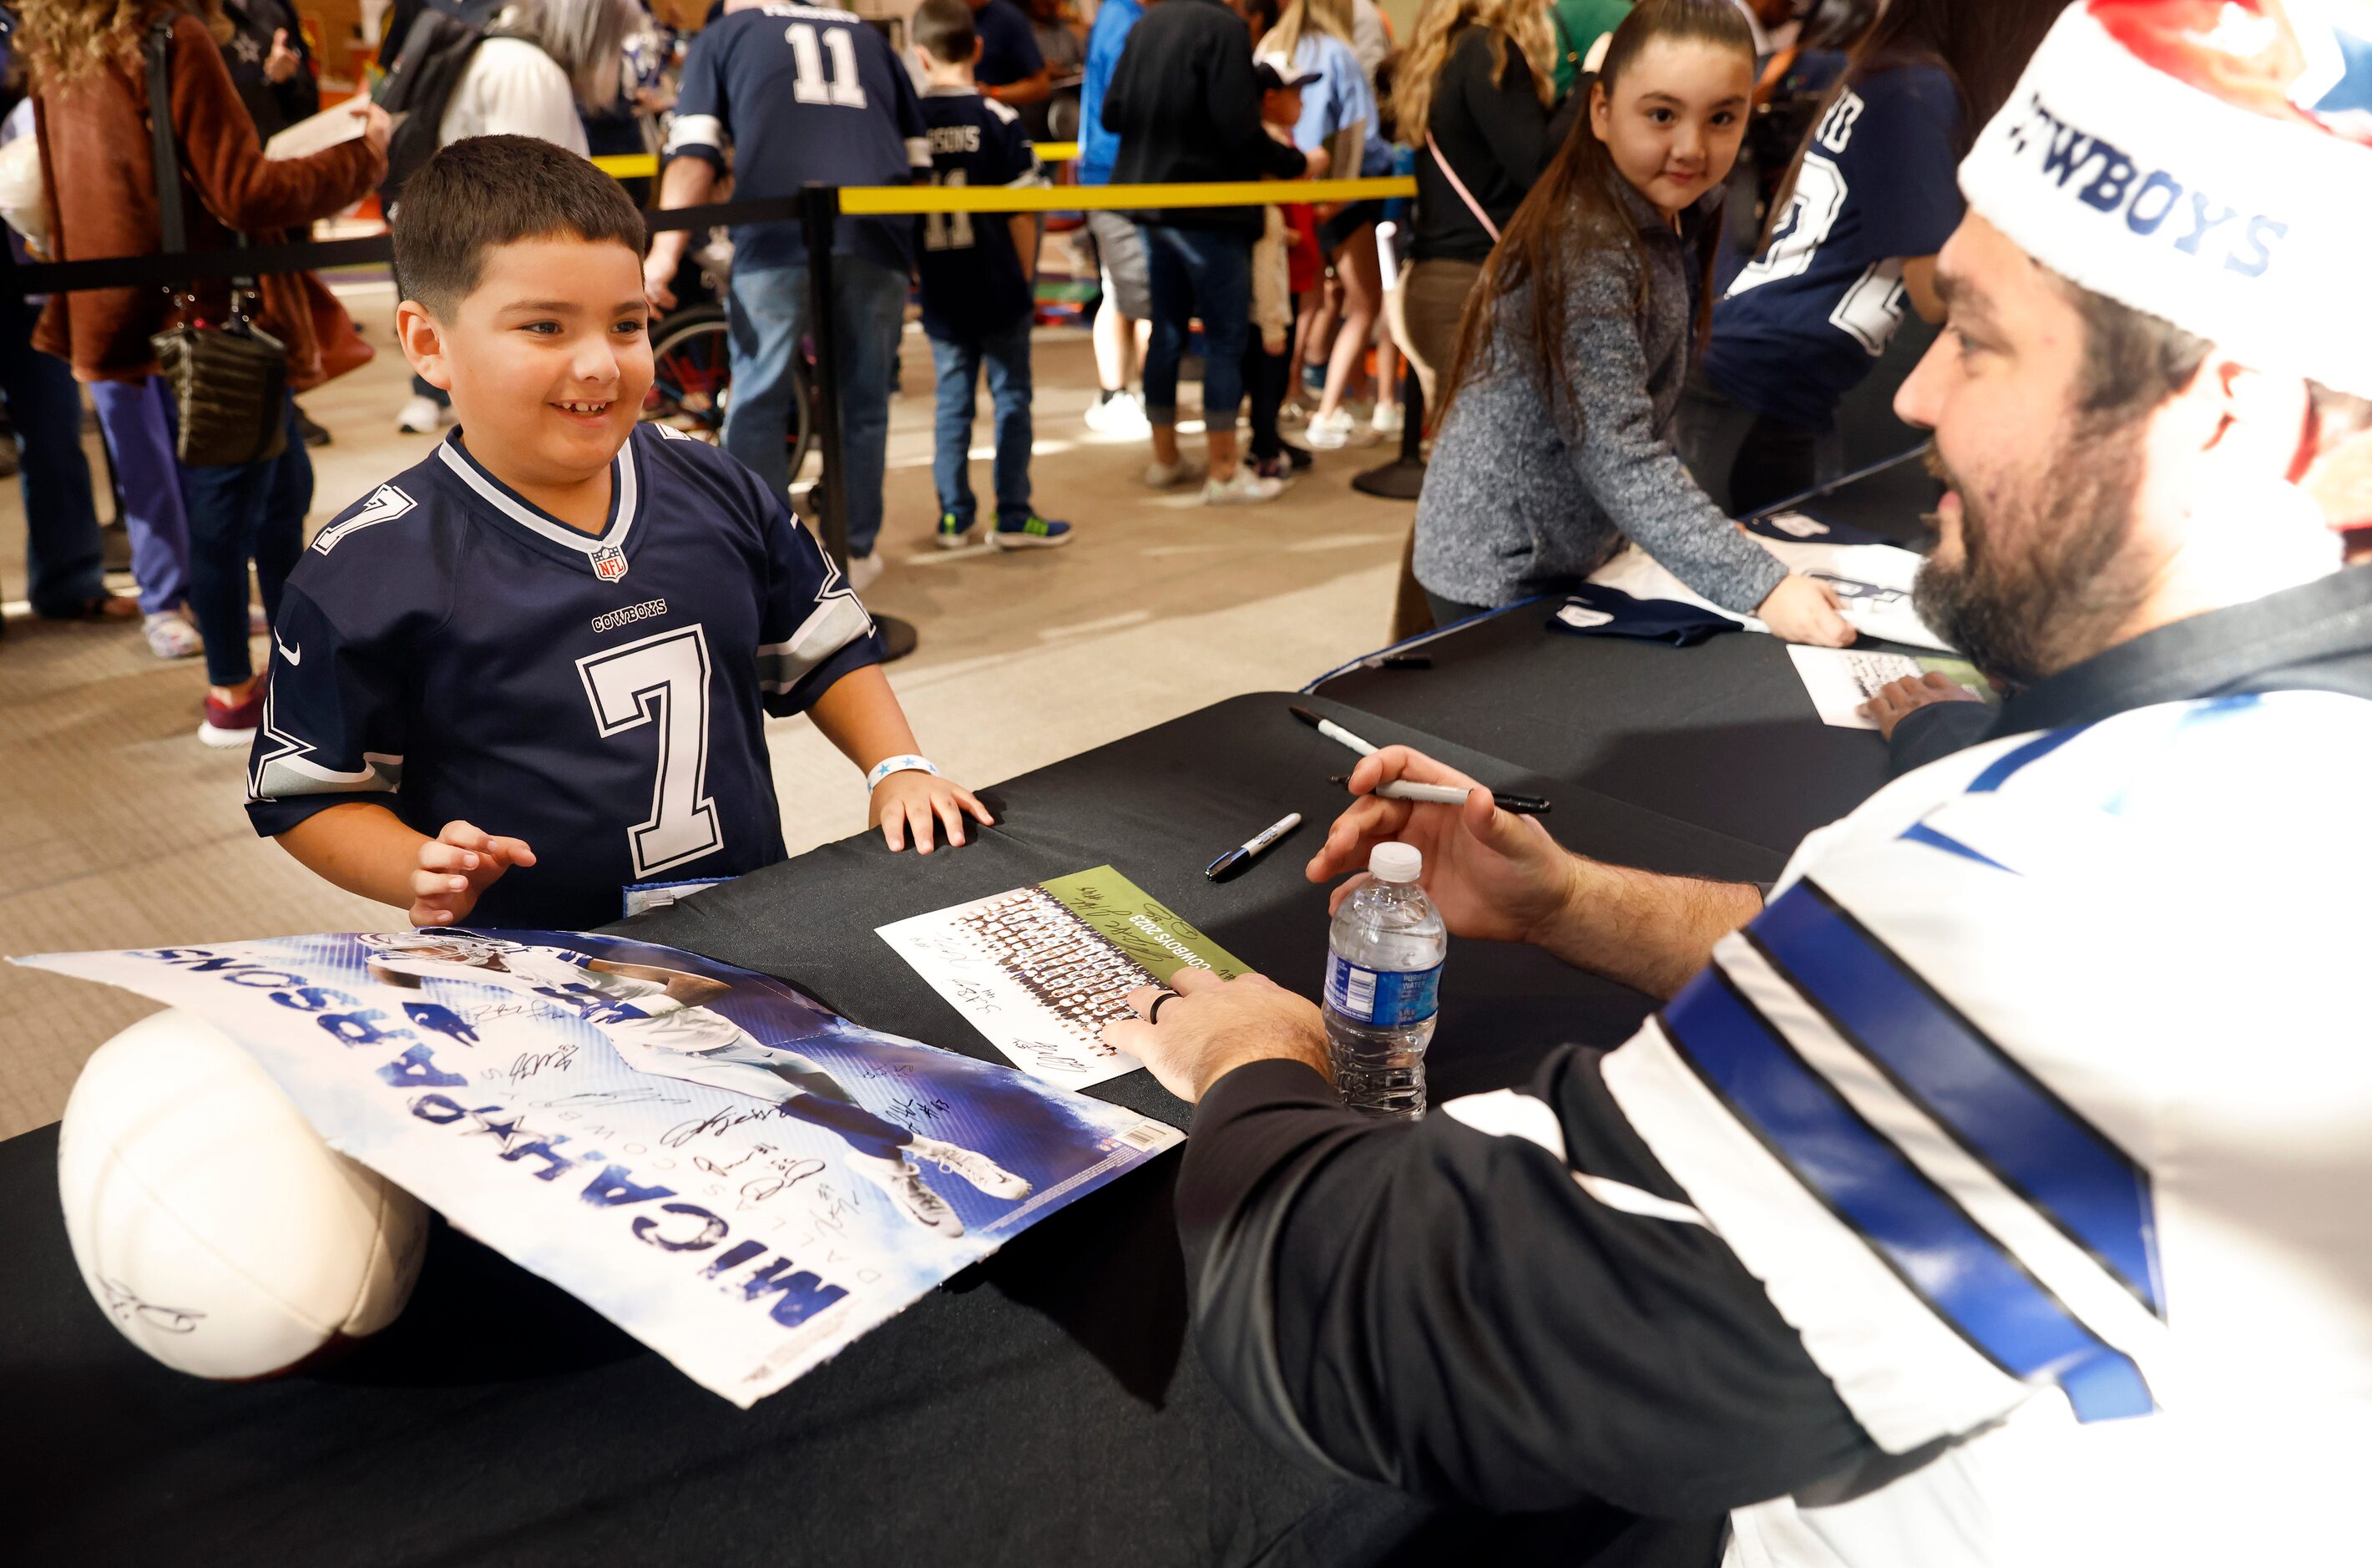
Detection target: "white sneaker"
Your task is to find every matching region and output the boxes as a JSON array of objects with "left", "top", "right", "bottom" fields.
[
  {"left": 1203, "top": 468, "right": 1286, "bottom": 505},
  {"left": 1306, "top": 407, "right": 1370, "bottom": 450},
  {"left": 848, "top": 1153, "right": 965, "bottom": 1237},
  {"left": 847, "top": 549, "right": 885, "bottom": 593},
  {"left": 143, "top": 610, "right": 202, "bottom": 660},
  {"left": 1142, "top": 457, "right": 1207, "bottom": 489},
  {"left": 908, "top": 1136, "right": 1033, "bottom": 1199},
  {"left": 1370, "top": 403, "right": 1405, "bottom": 439},
  {"left": 396, "top": 394, "right": 451, "bottom": 435},
  {"left": 1084, "top": 388, "right": 1150, "bottom": 435}
]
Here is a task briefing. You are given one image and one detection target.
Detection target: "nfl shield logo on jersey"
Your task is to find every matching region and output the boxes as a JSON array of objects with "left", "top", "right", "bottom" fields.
[{"left": 592, "top": 544, "right": 630, "bottom": 583}]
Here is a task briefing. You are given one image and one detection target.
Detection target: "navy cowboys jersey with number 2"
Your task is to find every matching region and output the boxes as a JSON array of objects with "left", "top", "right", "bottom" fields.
[{"left": 247, "top": 424, "right": 883, "bottom": 928}]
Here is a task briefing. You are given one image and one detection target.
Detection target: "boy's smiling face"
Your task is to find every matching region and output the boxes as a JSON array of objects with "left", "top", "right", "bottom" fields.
[{"left": 398, "top": 235, "right": 654, "bottom": 503}]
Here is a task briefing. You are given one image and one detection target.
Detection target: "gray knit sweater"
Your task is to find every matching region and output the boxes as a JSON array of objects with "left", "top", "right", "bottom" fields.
[{"left": 1411, "top": 180, "right": 1788, "bottom": 615}]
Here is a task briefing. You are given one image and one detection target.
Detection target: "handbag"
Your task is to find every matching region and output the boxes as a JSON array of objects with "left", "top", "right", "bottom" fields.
[{"left": 144, "top": 17, "right": 289, "bottom": 468}]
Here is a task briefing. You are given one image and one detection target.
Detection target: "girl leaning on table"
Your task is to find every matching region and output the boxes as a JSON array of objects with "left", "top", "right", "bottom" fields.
[{"left": 1409, "top": 0, "right": 1853, "bottom": 646}]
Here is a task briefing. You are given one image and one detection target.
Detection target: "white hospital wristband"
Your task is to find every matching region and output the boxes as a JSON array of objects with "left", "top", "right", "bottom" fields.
[{"left": 867, "top": 755, "right": 939, "bottom": 791}]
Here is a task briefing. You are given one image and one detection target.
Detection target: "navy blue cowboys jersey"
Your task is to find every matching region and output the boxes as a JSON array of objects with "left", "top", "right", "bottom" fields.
[
  {"left": 1702, "top": 63, "right": 1963, "bottom": 433},
  {"left": 663, "top": 2, "right": 930, "bottom": 276},
  {"left": 914, "top": 86, "right": 1044, "bottom": 342},
  {"left": 247, "top": 424, "right": 883, "bottom": 928}
]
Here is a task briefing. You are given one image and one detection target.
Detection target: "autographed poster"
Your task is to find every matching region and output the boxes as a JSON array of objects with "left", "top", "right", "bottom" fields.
[
  {"left": 877, "top": 866, "right": 1247, "bottom": 1090},
  {"left": 23, "top": 930, "right": 1181, "bottom": 1407}
]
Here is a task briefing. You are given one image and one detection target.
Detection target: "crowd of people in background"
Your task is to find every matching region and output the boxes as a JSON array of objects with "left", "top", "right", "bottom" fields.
[{"left": 1, "top": 0, "right": 2072, "bottom": 742}]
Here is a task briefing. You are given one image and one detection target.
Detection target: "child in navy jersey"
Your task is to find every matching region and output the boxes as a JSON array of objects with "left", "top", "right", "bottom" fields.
[
  {"left": 909, "top": 0, "right": 1074, "bottom": 551},
  {"left": 249, "top": 136, "right": 994, "bottom": 931}
]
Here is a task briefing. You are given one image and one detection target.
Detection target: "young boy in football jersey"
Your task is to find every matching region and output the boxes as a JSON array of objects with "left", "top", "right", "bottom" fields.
[
  {"left": 249, "top": 136, "right": 994, "bottom": 932},
  {"left": 910, "top": 0, "right": 1074, "bottom": 551}
]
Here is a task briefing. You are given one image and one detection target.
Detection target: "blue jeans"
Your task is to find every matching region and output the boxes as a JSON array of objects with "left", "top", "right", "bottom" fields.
[
  {"left": 725, "top": 255, "right": 906, "bottom": 559},
  {"left": 928, "top": 317, "right": 1034, "bottom": 523},
  {"left": 0, "top": 293, "right": 108, "bottom": 617},
  {"left": 89, "top": 377, "right": 193, "bottom": 616},
  {"left": 1138, "top": 224, "right": 1252, "bottom": 430},
  {"left": 177, "top": 396, "right": 311, "bottom": 686}
]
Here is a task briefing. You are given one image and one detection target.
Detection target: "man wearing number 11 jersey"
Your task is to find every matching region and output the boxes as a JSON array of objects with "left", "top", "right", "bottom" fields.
[
  {"left": 250, "top": 137, "right": 993, "bottom": 932},
  {"left": 642, "top": 0, "right": 932, "bottom": 591}
]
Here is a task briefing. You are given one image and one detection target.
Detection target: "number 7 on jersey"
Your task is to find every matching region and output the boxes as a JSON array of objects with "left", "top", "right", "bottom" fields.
[{"left": 579, "top": 625, "right": 725, "bottom": 878}]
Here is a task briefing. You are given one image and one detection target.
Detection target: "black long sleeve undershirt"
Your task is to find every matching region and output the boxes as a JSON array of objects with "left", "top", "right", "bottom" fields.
[{"left": 1176, "top": 1047, "right": 1882, "bottom": 1524}]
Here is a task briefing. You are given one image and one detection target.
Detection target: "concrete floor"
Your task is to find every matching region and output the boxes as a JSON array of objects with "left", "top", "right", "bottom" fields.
[{"left": 0, "top": 278, "right": 1416, "bottom": 1141}]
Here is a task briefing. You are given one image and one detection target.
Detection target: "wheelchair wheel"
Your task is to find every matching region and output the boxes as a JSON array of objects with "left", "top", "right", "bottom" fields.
[{"left": 643, "top": 303, "right": 815, "bottom": 483}]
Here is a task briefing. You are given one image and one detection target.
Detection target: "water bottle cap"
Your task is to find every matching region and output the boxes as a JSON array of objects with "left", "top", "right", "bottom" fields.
[{"left": 1368, "top": 842, "right": 1422, "bottom": 883}]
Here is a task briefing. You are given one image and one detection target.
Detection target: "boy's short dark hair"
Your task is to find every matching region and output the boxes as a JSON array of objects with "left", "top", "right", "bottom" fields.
[
  {"left": 910, "top": 0, "right": 976, "bottom": 66},
  {"left": 392, "top": 135, "right": 649, "bottom": 318}
]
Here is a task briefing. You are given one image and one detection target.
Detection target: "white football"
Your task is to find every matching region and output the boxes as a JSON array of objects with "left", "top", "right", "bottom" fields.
[{"left": 56, "top": 1009, "right": 430, "bottom": 1378}]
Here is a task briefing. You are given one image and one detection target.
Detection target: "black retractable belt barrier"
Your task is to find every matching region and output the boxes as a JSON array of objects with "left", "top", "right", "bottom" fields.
[
  {"left": 3, "top": 195, "right": 813, "bottom": 297},
  {"left": 796, "top": 184, "right": 917, "bottom": 663},
  {"left": 796, "top": 185, "right": 850, "bottom": 569}
]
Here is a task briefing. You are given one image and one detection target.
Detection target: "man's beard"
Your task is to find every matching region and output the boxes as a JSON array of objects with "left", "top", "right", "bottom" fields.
[{"left": 1913, "top": 419, "right": 2155, "bottom": 689}]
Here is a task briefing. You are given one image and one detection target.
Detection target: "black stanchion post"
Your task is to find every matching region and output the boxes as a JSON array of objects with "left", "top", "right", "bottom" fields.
[
  {"left": 1351, "top": 357, "right": 1426, "bottom": 500},
  {"left": 797, "top": 184, "right": 852, "bottom": 567},
  {"left": 797, "top": 182, "right": 918, "bottom": 661}
]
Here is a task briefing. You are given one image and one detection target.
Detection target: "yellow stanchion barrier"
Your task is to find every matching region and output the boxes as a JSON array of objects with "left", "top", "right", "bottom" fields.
[
  {"left": 590, "top": 142, "right": 1085, "bottom": 183},
  {"left": 839, "top": 175, "right": 1414, "bottom": 215}
]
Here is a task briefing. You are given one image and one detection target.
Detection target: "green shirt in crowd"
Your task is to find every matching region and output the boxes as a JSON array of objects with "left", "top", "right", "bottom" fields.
[{"left": 1549, "top": 0, "right": 1635, "bottom": 98}]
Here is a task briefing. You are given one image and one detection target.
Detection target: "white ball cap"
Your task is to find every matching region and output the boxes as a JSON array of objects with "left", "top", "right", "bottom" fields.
[{"left": 1369, "top": 842, "right": 1423, "bottom": 883}]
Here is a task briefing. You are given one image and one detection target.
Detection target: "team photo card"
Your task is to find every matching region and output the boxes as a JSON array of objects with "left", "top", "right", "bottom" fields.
[{"left": 877, "top": 865, "right": 1247, "bottom": 1090}]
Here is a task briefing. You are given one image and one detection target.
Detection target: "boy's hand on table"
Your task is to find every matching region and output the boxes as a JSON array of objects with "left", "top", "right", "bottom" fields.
[
  {"left": 411, "top": 821, "right": 537, "bottom": 926},
  {"left": 871, "top": 773, "right": 994, "bottom": 854}
]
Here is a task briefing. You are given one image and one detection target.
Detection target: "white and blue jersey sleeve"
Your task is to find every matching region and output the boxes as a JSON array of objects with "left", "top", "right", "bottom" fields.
[
  {"left": 754, "top": 476, "right": 878, "bottom": 718},
  {"left": 247, "top": 480, "right": 446, "bottom": 837}
]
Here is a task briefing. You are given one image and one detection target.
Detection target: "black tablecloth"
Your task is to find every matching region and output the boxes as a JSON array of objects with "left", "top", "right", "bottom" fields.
[
  {"left": 1316, "top": 453, "right": 1945, "bottom": 858},
  {"left": 3, "top": 695, "right": 1764, "bottom": 1567}
]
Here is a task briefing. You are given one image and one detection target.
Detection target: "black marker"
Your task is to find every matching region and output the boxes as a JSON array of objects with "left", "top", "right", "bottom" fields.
[{"left": 1206, "top": 812, "right": 1303, "bottom": 882}]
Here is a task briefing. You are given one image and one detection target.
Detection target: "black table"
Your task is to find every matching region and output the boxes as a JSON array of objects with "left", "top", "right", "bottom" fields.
[
  {"left": 1315, "top": 452, "right": 1945, "bottom": 858},
  {"left": 3, "top": 695, "right": 1777, "bottom": 1567}
]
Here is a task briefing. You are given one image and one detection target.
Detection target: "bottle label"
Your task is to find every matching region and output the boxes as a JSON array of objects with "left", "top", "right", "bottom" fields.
[{"left": 1324, "top": 954, "right": 1443, "bottom": 1027}]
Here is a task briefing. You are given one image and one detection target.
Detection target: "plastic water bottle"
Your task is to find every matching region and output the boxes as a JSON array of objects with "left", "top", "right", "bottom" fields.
[{"left": 1323, "top": 842, "right": 1448, "bottom": 1120}]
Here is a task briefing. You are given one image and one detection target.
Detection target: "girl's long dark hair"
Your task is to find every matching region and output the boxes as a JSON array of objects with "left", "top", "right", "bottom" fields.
[
  {"left": 1760, "top": 0, "right": 2067, "bottom": 251},
  {"left": 1436, "top": 0, "right": 1752, "bottom": 432}
]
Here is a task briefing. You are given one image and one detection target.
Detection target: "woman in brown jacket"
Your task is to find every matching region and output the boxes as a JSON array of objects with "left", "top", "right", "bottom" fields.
[{"left": 18, "top": 0, "right": 388, "bottom": 743}]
